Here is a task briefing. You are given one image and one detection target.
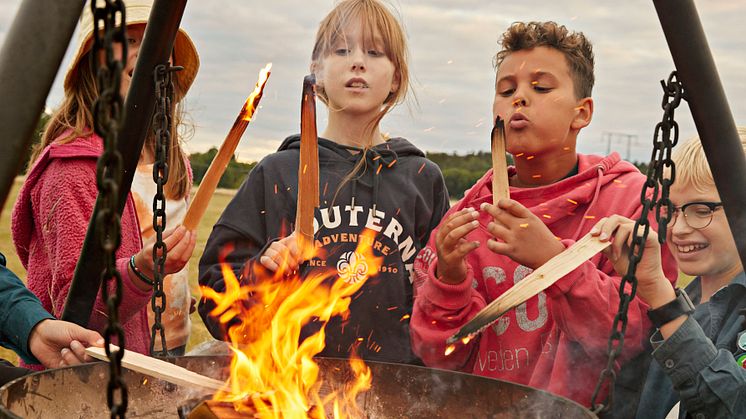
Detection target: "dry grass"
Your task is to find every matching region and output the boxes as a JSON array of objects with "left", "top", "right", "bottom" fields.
[{"left": 0, "top": 178, "right": 235, "bottom": 364}]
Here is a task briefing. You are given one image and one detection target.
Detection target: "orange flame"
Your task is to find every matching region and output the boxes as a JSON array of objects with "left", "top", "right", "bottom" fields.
[
  {"left": 241, "top": 63, "right": 272, "bottom": 122},
  {"left": 202, "top": 229, "right": 383, "bottom": 418}
]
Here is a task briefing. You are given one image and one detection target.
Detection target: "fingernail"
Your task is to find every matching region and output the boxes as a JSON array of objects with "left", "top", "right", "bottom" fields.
[
  {"left": 590, "top": 227, "right": 598, "bottom": 234},
  {"left": 96, "top": 338, "right": 104, "bottom": 346},
  {"left": 465, "top": 207, "right": 474, "bottom": 212},
  {"left": 480, "top": 203, "right": 487, "bottom": 210},
  {"left": 599, "top": 232, "right": 608, "bottom": 240},
  {"left": 61, "top": 348, "right": 69, "bottom": 355},
  {"left": 471, "top": 220, "right": 479, "bottom": 227},
  {"left": 473, "top": 241, "right": 480, "bottom": 247}
]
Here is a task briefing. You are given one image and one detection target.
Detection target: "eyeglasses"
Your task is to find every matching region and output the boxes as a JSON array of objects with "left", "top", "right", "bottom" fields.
[{"left": 665, "top": 201, "right": 723, "bottom": 230}]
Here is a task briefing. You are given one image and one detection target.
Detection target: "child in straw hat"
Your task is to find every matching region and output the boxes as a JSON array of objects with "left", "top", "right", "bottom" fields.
[{"left": 12, "top": 0, "right": 199, "bottom": 365}]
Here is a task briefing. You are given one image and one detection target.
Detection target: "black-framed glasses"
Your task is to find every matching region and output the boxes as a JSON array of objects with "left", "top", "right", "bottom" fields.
[{"left": 666, "top": 201, "right": 723, "bottom": 230}]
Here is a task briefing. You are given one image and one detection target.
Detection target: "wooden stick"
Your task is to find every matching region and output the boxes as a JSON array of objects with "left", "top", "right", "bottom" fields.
[
  {"left": 294, "top": 74, "right": 320, "bottom": 252},
  {"left": 491, "top": 116, "right": 509, "bottom": 204},
  {"left": 447, "top": 233, "right": 610, "bottom": 344},
  {"left": 183, "top": 64, "right": 272, "bottom": 230},
  {"left": 86, "top": 345, "right": 225, "bottom": 392}
]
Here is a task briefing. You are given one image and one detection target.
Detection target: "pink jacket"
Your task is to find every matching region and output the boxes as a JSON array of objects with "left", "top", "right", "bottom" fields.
[
  {"left": 12, "top": 133, "right": 152, "bottom": 363},
  {"left": 410, "top": 153, "right": 678, "bottom": 407}
]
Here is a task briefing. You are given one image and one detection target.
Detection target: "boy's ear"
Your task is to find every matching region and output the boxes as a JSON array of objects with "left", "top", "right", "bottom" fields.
[{"left": 571, "top": 97, "right": 594, "bottom": 130}]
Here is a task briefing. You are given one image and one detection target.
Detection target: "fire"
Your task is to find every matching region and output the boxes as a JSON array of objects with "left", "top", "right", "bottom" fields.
[
  {"left": 202, "top": 229, "right": 383, "bottom": 418},
  {"left": 241, "top": 63, "right": 272, "bottom": 122}
]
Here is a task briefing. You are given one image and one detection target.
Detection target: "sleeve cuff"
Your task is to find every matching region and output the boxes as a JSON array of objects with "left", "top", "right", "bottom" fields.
[
  {"left": 420, "top": 260, "right": 476, "bottom": 310},
  {"left": 117, "top": 257, "right": 151, "bottom": 299},
  {"left": 652, "top": 315, "right": 718, "bottom": 387}
]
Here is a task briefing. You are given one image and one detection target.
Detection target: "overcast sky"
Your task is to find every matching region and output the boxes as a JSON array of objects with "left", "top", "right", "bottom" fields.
[{"left": 1, "top": 0, "right": 744, "bottom": 163}]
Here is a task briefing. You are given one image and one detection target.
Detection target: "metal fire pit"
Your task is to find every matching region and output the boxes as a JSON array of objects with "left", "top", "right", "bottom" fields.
[{"left": 0, "top": 356, "right": 595, "bottom": 418}]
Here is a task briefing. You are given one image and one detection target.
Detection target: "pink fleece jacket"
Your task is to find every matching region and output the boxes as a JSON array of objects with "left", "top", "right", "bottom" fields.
[
  {"left": 410, "top": 153, "right": 678, "bottom": 407},
  {"left": 12, "top": 133, "right": 152, "bottom": 364}
]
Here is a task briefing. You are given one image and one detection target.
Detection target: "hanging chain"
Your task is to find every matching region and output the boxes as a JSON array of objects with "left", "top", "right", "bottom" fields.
[
  {"left": 591, "top": 71, "right": 684, "bottom": 414},
  {"left": 149, "top": 63, "right": 181, "bottom": 355},
  {"left": 90, "top": 0, "right": 128, "bottom": 417}
]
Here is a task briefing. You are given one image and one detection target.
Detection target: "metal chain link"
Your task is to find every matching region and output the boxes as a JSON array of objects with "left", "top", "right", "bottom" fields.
[
  {"left": 149, "top": 63, "right": 181, "bottom": 356},
  {"left": 591, "top": 71, "right": 684, "bottom": 414},
  {"left": 90, "top": 0, "right": 128, "bottom": 417}
]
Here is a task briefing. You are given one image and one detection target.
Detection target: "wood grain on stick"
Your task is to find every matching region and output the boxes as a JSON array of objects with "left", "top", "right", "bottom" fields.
[
  {"left": 447, "top": 233, "right": 610, "bottom": 344},
  {"left": 295, "top": 74, "right": 320, "bottom": 252},
  {"left": 491, "top": 117, "right": 509, "bottom": 204},
  {"left": 86, "top": 345, "right": 225, "bottom": 392},
  {"left": 183, "top": 64, "right": 272, "bottom": 230}
]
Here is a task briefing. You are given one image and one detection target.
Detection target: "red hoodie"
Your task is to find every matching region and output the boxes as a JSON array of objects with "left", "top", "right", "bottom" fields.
[
  {"left": 12, "top": 133, "right": 152, "bottom": 365},
  {"left": 410, "top": 152, "right": 678, "bottom": 407}
]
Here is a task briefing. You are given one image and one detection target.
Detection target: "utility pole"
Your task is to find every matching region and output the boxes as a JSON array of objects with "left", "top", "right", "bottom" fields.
[{"left": 601, "top": 131, "right": 638, "bottom": 160}]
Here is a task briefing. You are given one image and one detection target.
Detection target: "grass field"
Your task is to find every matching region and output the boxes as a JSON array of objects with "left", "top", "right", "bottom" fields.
[{"left": 0, "top": 178, "right": 234, "bottom": 363}]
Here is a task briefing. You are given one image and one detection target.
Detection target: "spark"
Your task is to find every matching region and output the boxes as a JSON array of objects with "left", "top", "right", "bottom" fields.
[
  {"left": 400, "top": 314, "right": 410, "bottom": 321},
  {"left": 461, "top": 336, "right": 472, "bottom": 345},
  {"left": 519, "top": 223, "right": 529, "bottom": 228},
  {"left": 526, "top": 155, "right": 535, "bottom": 160},
  {"left": 543, "top": 214, "right": 552, "bottom": 219},
  {"left": 274, "top": 184, "right": 278, "bottom": 194},
  {"left": 357, "top": 337, "right": 364, "bottom": 342},
  {"left": 372, "top": 155, "right": 381, "bottom": 161},
  {"left": 376, "top": 165, "right": 382, "bottom": 175},
  {"left": 567, "top": 199, "right": 578, "bottom": 205},
  {"left": 515, "top": 153, "right": 525, "bottom": 157},
  {"left": 445, "top": 344, "right": 456, "bottom": 356},
  {"left": 519, "top": 61, "right": 526, "bottom": 70},
  {"left": 532, "top": 174, "right": 542, "bottom": 179},
  {"left": 387, "top": 306, "right": 399, "bottom": 311},
  {"left": 395, "top": 208, "right": 401, "bottom": 216},
  {"left": 584, "top": 215, "right": 596, "bottom": 219},
  {"left": 613, "top": 180, "right": 622, "bottom": 184},
  {"left": 303, "top": 164, "right": 307, "bottom": 174},
  {"left": 323, "top": 181, "right": 329, "bottom": 196},
  {"left": 531, "top": 81, "right": 538, "bottom": 85},
  {"left": 563, "top": 147, "right": 571, "bottom": 151},
  {"left": 387, "top": 159, "right": 397, "bottom": 168},
  {"left": 418, "top": 163, "right": 426, "bottom": 174},
  {"left": 555, "top": 236, "right": 562, "bottom": 241}
]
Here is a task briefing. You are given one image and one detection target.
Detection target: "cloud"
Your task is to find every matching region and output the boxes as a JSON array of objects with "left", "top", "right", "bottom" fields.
[{"left": 1, "top": 0, "right": 743, "bottom": 163}]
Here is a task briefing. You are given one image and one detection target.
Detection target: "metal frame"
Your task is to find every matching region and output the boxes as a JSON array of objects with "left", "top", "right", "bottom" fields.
[{"left": 0, "top": 0, "right": 85, "bottom": 213}]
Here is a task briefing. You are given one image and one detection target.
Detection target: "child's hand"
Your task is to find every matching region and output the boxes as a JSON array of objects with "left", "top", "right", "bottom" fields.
[
  {"left": 259, "top": 232, "right": 303, "bottom": 273},
  {"left": 590, "top": 215, "right": 673, "bottom": 308},
  {"left": 133, "top": 226, "right": 197, "bottom": 281},
  {"left": 435, "top": 207, "right": 481, "bottom": 284},
  {"left": 481, "top": 200, "right": 564, "bottom": 270}
]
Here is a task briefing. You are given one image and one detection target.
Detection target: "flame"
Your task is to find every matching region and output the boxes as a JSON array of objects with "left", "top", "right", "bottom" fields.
[
  {"left": 202, "top": 229, "right": 383, "bottom": 418},
  {"left": 241, "top": 63, "right": 272, "bottom": 122}
]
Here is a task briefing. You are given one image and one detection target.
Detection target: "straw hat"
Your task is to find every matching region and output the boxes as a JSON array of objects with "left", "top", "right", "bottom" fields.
[{"left": 64, "top": 0, "right": 199, "bottom": 102}]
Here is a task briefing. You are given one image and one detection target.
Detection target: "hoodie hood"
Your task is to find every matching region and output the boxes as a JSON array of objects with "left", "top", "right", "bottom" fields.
[
  {"left": 460, "top": 152, "right": 643, "bottom": 238},
  {"left": 278, "top": 135, "right": 426, "bottom": 210}
]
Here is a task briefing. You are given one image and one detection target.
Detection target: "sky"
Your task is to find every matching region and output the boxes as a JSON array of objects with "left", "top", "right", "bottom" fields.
[{"left": 1, "top": 0, "right": 744, "bottom": 164}]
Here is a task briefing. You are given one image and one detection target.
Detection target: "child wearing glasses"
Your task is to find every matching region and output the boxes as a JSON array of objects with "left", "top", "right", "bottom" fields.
[{"left": 590, "top": 129, "right": 746, "bottom": 418}]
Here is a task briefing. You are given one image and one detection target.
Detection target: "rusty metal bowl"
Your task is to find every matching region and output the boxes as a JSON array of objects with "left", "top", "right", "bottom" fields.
[{"left": 0, "top": 356, "right": 595, "bottom": 418}]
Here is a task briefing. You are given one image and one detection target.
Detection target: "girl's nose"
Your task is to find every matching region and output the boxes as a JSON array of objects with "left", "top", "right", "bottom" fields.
[{"left": 350, "top": 49, "right": 366, "bottom": 71}]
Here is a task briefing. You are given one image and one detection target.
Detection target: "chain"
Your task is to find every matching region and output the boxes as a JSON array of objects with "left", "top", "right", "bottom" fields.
[
  {"left": 90, "top": 0, "right": 128, "bottom": 417},
  {"left": 149, "top": 63, "right": 181, "bottom": 356},
  {"left": 591, "top": 71, "right": 684, "bottom": 414}
]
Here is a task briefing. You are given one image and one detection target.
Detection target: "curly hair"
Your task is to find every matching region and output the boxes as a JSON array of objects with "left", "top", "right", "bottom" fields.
[{"left": 494, "top": 21, "right": 594, "bottom": 99}]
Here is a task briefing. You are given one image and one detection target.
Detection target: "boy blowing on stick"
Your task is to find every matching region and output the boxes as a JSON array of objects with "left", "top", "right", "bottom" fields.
[{"left": 410, "top": 21, "right": 677, "bottom": 406}]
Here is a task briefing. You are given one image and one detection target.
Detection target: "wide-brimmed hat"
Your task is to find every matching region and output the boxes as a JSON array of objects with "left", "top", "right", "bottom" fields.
[{"left": 64, "top": 0, "right": 199, "bottom": 102}]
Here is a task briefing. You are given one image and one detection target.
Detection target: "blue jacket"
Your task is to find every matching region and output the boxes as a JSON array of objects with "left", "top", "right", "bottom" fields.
[
  {"left": 613, "top": 272, "right": 746, "bottom": 418},
  {"left": 0, "top": 252, "right": 53, "bottom": 364}
]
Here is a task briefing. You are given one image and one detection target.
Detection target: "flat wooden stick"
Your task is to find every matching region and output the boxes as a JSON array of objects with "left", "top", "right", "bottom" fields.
[
  {"left": 294, "top": 74, "right": 320, "bottom": 253},
  {"left": 447, "top": 233, "right": 610, "bottom": 344},
  {"left": 86, "top": 345, "right": 225, "bottom": 392},
  {"left": 183, "top": 64, "right": 272, "bottom": 230},
  {"left": 491, "top": 116, "right": 509, "bottom": 204}
]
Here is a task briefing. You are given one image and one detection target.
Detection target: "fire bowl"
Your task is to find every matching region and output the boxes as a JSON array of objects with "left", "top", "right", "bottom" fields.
[{"left": 0, "top": 356, "right": 595, "bottom": 418}]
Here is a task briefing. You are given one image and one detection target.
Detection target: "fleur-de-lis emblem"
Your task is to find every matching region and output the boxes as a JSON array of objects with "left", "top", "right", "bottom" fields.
[{"left": 337, "top": 251, "right": 369, "bottom": 284}]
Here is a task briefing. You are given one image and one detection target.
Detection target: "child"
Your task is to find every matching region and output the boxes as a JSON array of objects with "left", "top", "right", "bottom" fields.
[
  {"left": 11, "top": 0, "right": 197, "bottom": 361},
  {"left": 410, "top": 21, "right": 678, "bottom": 406},
  {"left": 592, "top": 130, "right": 746, "bottom": 418},
  {"left": 199, "top": 0, "right": 449, "bottom": 365}
]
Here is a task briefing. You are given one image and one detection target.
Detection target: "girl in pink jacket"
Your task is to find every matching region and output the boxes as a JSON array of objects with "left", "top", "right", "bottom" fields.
[{"left": 11, "top": 0, "right": 197, "bottom": 363}]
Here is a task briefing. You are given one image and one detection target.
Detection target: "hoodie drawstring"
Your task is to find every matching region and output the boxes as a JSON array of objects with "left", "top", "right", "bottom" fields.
[
  {"left": 338, "top": 144, "right": 398, "bottom": 212},
  {"left": 572, "top": 165, "right": 605, "bottom": 239}
]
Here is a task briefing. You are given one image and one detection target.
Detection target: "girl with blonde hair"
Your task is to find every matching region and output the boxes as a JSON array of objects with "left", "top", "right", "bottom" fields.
[{"left": 199, "top": 0, "right": 450, "bottom": 364}]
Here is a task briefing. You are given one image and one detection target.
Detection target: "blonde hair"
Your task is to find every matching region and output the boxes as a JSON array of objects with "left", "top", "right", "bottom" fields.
[
  {"left": 31, "top": 50, "right": 191, "bottom": 200},
  {"left": 671, "top": 127, "right": 746, "bottom": 193},
  {"left": 495, "top": 21, "right": 595, "bottom": 99}
]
